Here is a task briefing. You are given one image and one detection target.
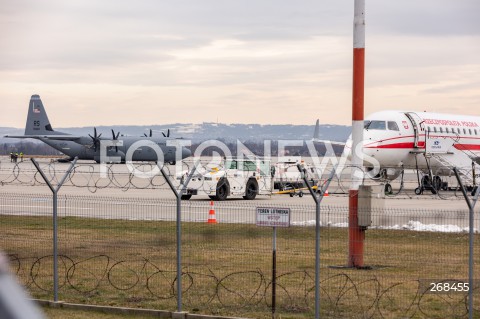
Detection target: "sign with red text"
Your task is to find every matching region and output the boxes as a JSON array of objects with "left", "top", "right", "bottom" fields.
[{"left": 256, "top": 207, "right": 291, "bottom": 227}]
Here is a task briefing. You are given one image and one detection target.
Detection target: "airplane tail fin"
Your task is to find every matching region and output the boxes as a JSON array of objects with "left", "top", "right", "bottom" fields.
[
  {"left": 313, "top": 119, "right": 320, "bottom": 140},
  {"left": 24, "top": 95, "right": 64, "bottom": 135},
  {"left": 311, "top": 118, "right": 347, "bottom": 148}
]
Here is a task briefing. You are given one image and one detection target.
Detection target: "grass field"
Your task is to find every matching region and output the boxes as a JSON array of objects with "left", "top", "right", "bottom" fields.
[
  {"left": 1, "top": 214, "right": 479, "bottom": 318},
  {"left": 42, "top": 306, "right": 158, "bottom": 319}
]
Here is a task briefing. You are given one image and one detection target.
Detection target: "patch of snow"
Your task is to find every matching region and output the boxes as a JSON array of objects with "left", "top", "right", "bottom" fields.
[{"left": 292, "top": 220, "right": 476, "bottom": 233}]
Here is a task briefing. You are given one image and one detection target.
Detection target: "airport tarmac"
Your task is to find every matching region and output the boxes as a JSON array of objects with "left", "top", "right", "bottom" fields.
[{"left": 0, "top": 157, "right": 478, "bottom": 230}]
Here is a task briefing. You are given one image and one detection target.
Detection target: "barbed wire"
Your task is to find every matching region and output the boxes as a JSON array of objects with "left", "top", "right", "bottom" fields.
[
  {"left": 6, "top": 253, "right": 476, "bottom": 318},
  {"left": 0, "top": 159, "right": 476, "bottom": 199}
]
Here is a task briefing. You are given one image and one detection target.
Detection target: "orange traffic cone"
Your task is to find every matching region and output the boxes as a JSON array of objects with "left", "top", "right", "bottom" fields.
[
  {"left": 207, "top": 201, "right": 217, "bottom": 224},
  {"left": 324, "top": 189, "right": 329, "bottom": 197}
]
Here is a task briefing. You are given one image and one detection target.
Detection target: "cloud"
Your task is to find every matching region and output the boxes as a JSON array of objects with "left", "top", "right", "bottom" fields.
[
  {"left": 0, "top": 0, "right": 478, "bottom": 127},
  {"left": 368, "top": 0, "right": 480, "bottom": 37}
]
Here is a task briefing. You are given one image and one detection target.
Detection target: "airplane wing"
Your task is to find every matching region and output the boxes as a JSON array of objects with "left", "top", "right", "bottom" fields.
[
  {"left": 4, "top": 135, "right": 82, "bottom": 141},
  {"left": 312, "top": 139, "right": 346, "bottom": 146}
]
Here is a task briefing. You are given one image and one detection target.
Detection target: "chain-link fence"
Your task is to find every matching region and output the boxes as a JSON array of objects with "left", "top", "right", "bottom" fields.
[
  {"left": 1, "top": 190, "right": 479, "bottom": 318},
  {"left": 1, "top": 158, "right": 478, "bottom": 199}
]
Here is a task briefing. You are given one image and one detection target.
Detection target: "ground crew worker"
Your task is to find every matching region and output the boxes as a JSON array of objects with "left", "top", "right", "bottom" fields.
[{"left": 20, "top": 152, "right": 24, "bottom": 162}]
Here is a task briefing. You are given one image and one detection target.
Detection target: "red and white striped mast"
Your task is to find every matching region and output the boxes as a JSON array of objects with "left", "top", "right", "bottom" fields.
[{"left": 349, "top": 0, "right": 366, "bottom": 268}]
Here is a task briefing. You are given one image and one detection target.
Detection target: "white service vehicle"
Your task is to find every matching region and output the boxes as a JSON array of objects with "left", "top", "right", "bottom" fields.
[{"left": 180, "top": 158, "right": 273, "bottom": 200}]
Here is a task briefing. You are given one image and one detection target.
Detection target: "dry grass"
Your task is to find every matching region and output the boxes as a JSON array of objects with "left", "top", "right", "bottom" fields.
[
  {"left": 42, "top": 306, "right": 159, "bottom": 319},
  {"left": 1, "top": 214, "right": 479, "bottom": 318}
]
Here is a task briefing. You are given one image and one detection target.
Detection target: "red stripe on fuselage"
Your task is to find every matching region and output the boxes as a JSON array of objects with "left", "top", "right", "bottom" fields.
[
  {"left": 364, "top": 135, "right": 416, "bottom": 148},
  {"left": 365, "top": 142, "right": 423, "bottom": 149},
  {"left": 363, "top": 132, "right": 480, "bottom": 150},
  {"left": 366, "top": 141, "right": 480, "bottom": 150},
  {"left": 454, "top": 144, "right": 480, "bottom": 151}
]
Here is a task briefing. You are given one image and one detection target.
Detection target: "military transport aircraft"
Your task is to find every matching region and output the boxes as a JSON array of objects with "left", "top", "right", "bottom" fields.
[{"left": 5, "top": 95, "right": 191, "bottom": 163}]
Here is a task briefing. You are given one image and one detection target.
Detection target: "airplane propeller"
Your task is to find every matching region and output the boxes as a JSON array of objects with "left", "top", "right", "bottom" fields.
[
  {"left": 111, "top": 129, "right": 120, "bottom": 152},
  {"left": 142, "top": 128, "right": 171, "bottom": 138},
  {"left": 144, "top": 129, "right": 153, "bottom": 137},
  {"left": 88, "top": 127, "right": 102, "bottom": 152}
]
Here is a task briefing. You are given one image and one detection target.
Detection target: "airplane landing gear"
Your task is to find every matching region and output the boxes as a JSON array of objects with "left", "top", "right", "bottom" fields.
[
  {"left": 415, "top": 175, "right": 445, "bottom": 195},
  {"left": 432, "top": 175, "right": 442, "bottom": 194},
  {"left": 384, "top": 183, "right": 393, "bottom": 195}
]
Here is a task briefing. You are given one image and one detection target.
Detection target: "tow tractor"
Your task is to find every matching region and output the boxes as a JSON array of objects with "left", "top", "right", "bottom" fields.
[{"left": 179, "top": 158, "right": 273, "bottom": 200}]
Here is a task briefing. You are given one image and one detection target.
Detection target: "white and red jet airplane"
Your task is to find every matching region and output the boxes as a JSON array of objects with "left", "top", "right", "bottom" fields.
[{"left": 316, "top": 111, "right": 480, "bottom": 195}]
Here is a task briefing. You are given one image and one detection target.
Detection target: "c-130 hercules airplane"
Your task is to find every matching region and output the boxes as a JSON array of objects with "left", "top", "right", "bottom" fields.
[{"left": 5, "top": 95, "right": 192, "bottom": 163}]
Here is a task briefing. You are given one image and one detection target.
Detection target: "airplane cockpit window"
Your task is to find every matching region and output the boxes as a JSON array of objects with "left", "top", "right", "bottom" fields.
[
  {"left": 365, "top": 120, "right": 386, "bottom": 130},
  {"left": 387, "top": 121, "right": 400, "bottom": 131}
]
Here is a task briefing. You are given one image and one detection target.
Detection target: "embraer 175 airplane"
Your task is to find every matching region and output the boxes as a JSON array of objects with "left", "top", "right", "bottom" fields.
[
  {"left": 5, "top": 95, "right": 191, "bottom": 164},
  {"left": 315, "top": 111, "right": 480, "bottom": 195}
]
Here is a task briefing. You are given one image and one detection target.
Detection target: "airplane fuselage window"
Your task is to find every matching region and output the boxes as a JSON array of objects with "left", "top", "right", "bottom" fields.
[
  {"left": 434, "top": 127, "right": 437, "bottom": 133},
  {"left": 446, "top": 127, "right": 450, "bottom": 134},
  {"left": 439, "top": 127, "right": 443, "bottom": 133},
  {"left": 366, "top": 120, "right": 386, "bottom": 130},
  {"left": 387, "top": 121, "right": 400, "bottom": 131},
  {"left": 464, "top": 128, "right": 467, "bottom": 135},
  {"left": 469, "top": 129, "right": 472, "bottom": 135}
]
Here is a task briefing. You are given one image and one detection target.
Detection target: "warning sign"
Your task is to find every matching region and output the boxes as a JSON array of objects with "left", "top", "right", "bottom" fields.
[{"left": 256, "top": 207, "right": 291, "bottom": 227}]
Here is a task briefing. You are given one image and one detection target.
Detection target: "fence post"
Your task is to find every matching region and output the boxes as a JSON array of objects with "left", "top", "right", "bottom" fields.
[
  {"left": 160, "top": 163, "right": 197, "bottom": 313},
  {"left": 453, "top": 167, "right": 479, "bottom": 319},
  {"left": 297, "top": 164, "right": 336, "bottom": 319},
  {"left": 30, "top": 157, "right": 78, "bottom": 302}
]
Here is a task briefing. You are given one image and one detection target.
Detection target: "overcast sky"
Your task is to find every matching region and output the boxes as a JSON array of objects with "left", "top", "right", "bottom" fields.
[{"left": 1, "top": 0, "right": 479, "bottom": 128}]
